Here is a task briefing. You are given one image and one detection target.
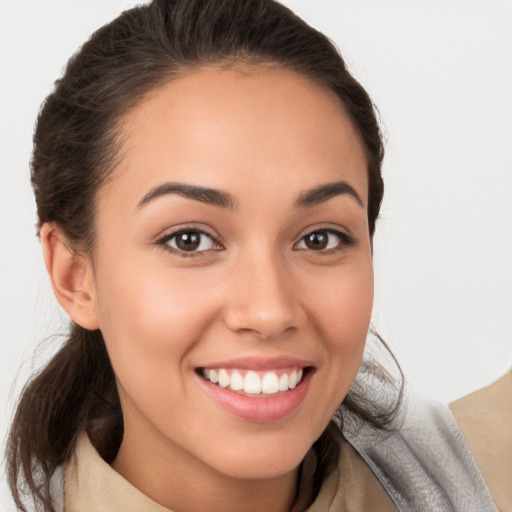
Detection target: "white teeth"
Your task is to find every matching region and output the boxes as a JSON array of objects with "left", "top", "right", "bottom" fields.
[
  {"left": 202, "top": 367, "right": 305, "bottom": 394},
  {"left": 278, "top": 373, "right": 289, "bottom": 391},
  {"left": 244, "top": 371, "right": 262, "bottom": 394},
  {"left": 288, "top": 370, "right": 298, "bottom": 389},
  {"left": 261, "top": 372, "right": 279, "bottom": 394},
  {"left": 230, "top": 371, "right": 244, "bottom": 391},
  {"left": 218, "top": 369, "right": 230, "bottom": 388}
]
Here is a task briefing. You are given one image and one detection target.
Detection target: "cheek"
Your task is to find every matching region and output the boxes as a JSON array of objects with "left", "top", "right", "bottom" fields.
[
  {"left": 92, "top": 261, "right": 221, "bottom": 392},
  {"left": 309, "top": 258, "right": 374, "bottom": 342},
  {"left": 306, "top": 259, "right": 373, "bottom": 390},
  {"left": 96, "top": 248, "right": 215, "bottom": 332}
]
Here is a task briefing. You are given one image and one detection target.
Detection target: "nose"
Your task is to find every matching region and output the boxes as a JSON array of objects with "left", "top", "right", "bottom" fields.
[{"left": 223, "top": 251, "right": 302, "bottom": 340}]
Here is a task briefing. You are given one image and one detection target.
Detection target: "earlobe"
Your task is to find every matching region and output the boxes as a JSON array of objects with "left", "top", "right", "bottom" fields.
[{"left": 40, "top": 223, "right": 100, "bottom": 331}]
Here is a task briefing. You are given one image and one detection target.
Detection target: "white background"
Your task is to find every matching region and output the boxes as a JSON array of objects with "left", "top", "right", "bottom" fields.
[{"left": 1, "top": 1, "right": 511, "bottom": 509}]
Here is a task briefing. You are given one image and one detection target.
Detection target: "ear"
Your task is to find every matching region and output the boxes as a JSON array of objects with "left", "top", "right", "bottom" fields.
[{"left": 40, "top": 223, "right": 100, "bottom": 330}]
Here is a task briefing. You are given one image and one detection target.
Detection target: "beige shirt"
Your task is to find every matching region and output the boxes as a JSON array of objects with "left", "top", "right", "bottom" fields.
[
  {"left": 450, "top": 370, "right": 512, "bottom": 512},
  {"left": 64, "top": 431, "right": 394, "bottom": 512},
  {"left": 64, "top": 373, "right": 511, "bottom": 511}
]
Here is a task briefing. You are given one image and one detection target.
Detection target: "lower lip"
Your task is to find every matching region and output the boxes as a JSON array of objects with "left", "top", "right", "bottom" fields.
[{"left": 197, "top": 371, "right": 312, "bottom": 423}]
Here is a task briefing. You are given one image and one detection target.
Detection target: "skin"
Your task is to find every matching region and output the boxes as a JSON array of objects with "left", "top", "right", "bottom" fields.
[{"left": 43, "top": 66, "right": 373, "bottom": 512}]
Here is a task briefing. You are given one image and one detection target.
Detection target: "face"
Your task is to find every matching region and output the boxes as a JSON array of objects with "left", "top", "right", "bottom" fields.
[{"left": 88, "top": 66, "right": 373, "bottom": 485}]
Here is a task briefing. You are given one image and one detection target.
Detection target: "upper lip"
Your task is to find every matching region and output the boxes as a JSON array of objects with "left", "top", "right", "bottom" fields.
[{"left": 196, "top": 356, "right": 314, "bottom": 371}]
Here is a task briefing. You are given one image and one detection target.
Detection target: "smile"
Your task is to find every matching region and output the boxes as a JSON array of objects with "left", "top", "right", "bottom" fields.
[
  {"left": 199, "top": 367, "right": 305, "bottom": 396},
  {"left": 196, "top": 362, "right": 313, "bottom": 422}
]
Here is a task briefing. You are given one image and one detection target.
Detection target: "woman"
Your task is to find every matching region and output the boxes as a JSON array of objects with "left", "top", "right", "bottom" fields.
[{"left": 3, "top": 1, "right": 503, "bottom": 511}]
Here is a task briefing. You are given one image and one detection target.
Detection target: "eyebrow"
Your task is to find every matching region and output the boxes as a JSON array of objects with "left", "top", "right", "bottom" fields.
[
  {"left": 137, "top": 182, "right": 237, "bottom": 210},
  {"left": 295, "top": 181, "right": 364, "bottom": 208},
  {"left": 137, "top": 179, "right": 363, "bottom": 211}
]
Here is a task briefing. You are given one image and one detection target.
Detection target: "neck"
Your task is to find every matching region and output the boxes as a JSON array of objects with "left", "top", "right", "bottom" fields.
[{"left": 112, "top": 424, "right": 300, "bottom": 512}]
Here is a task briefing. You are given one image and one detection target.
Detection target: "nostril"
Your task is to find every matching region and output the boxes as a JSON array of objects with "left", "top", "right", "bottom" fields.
[{"left": 223, "top": 306, "right": 298, "bottom": 340}]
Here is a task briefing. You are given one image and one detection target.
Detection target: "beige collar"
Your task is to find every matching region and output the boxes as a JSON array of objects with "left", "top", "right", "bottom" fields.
[
  {"left": 64, "top": 431, "right": 394, "bottom": 512},
  {"left": 65, "top": 432, "right": 170, "bottom": 512}
]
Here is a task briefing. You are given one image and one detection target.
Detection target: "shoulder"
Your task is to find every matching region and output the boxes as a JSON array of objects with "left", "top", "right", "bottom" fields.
[
  {"left": 64, "top": 431, "right": 170, "bottom": 512},
  {"left": 306, "top": 434, "right": 396, "bottom": 512},
  {"left": 450, "top": 370, "right": 512, "bottom": 512}
]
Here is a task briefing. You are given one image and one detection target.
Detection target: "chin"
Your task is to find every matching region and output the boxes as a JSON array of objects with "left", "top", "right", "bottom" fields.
[{"left": 205, "top": 431, "right": 315, "bottom": 480}]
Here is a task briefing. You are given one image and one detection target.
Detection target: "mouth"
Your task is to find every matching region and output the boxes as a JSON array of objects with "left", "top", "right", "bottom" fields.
[
  {"left": 195, "top": 364, "right": 314, "bottom": 422},
  {"left": 196, "top": 367, "right": 308, "bottom": 397}
]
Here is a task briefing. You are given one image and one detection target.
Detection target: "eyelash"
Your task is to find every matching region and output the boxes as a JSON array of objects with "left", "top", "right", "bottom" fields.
[
  {"left": 155, "top": 226, "right": 355, "bottom": 257},
  {"left": 294, "top": 227, "right": 356, "bottom": 255},
  {"left": 155, "top": 226, "right": 223, "bottom": 258}
]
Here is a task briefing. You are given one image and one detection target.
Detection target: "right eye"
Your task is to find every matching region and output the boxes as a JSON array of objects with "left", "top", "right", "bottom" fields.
[{"left": 158, "top": 229, "right": 220, "bottom": 255}]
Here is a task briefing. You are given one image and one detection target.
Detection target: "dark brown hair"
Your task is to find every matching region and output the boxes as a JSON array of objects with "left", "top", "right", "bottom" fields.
[{"left": 6, "top": 1, "right": 397, "bottom": 510}]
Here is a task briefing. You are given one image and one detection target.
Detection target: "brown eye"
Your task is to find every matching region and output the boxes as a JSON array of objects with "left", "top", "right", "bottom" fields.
[
  {"left": 165, "top": 231, "right": 216, "bottom": 252},
  {"left": 296, "top": 229, "right": 354, "bottom": 252},
  {"left": 303, "top": 232, "right": 329, "bottom": 250},
  {"left": 175, "top": 232, "right": 200, "bottom": 251}
]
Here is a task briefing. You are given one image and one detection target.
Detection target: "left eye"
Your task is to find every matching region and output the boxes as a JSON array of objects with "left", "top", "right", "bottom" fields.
[
  {"left": 296, "top": 230, "right": 346, "bottom": 251},
  {"left": 165, "top": 231, "right": 217, "bottom": 252}
]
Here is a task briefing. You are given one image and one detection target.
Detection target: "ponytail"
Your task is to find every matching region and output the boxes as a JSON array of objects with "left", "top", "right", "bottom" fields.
[
  {"left": 8, "top": 0, "right": 392, "bottom": 509},
  {"left": 6, "top": 326, "right": 122, "bottom": 512}
]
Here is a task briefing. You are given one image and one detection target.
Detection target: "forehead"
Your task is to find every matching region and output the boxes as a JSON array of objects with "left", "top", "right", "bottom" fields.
[{"left": 104, "top": 65, "right": 368, "bottom": 211}]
